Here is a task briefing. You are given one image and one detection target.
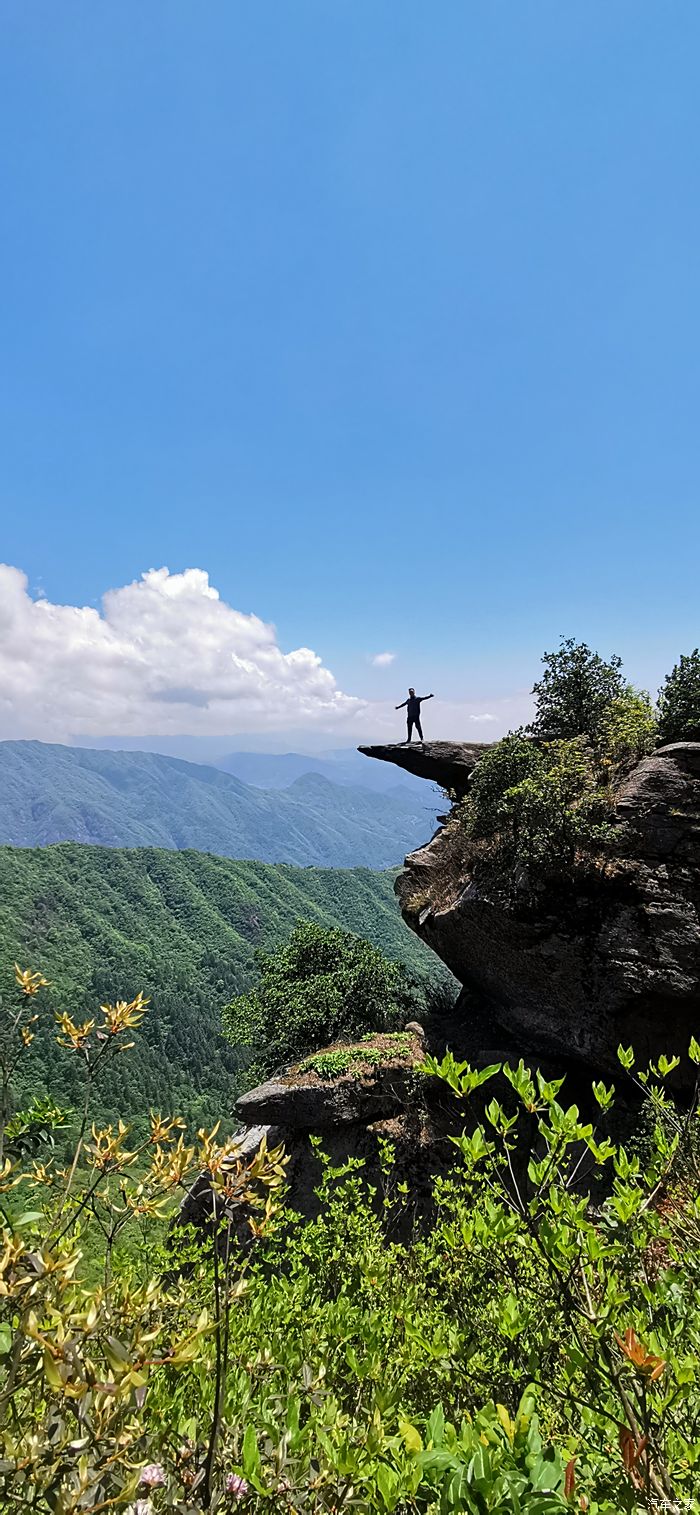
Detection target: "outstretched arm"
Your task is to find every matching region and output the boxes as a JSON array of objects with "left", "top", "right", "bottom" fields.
[
  {"left": 418, "top": 693, "right": 434, "bottom": 702},
  {"left": 395, "top": 700, "right": 408, "bottom": 709}
]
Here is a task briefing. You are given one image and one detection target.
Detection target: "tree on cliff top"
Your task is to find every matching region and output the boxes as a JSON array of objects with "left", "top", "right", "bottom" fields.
[
  {"left": 657, "top": 649, "right": 700, "bottom": 743},
  {"left": 529, "top": 636, "right": 625, "bottom": 740},
  {"left": 222, "top": 920, "right": 419, "bottom": 1080}
]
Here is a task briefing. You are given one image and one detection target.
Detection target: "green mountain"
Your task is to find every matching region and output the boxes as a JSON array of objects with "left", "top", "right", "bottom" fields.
[
  {"left": 0, "top": 741, "right": 436, "bottom": 869},
  {"left": 0, "top": 844, "right": 444, "bottom": 1131}
]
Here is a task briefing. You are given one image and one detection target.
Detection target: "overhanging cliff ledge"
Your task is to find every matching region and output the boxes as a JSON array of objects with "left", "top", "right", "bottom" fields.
[
  {"left": 357, "top": 740, "right": 493, "bottom": 796},
  {"left": 360, "top": 739, "right": 700, "bottom": 1083}
]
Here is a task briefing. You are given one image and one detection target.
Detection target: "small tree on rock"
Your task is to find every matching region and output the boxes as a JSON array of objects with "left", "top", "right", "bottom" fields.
[
  {"left": 222, "top": 921, "right": 419, "bottom": 1079},
  {"left": 529, "top": 636, "right": 625, "bottom": 740},
  {"left": 657, "top": 649, "right": 700, "bottom": 744}
]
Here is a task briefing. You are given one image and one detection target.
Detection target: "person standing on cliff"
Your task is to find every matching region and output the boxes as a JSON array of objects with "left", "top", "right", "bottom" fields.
[{"left": 396, "top": 688, "right": 434, "bottom": 742}]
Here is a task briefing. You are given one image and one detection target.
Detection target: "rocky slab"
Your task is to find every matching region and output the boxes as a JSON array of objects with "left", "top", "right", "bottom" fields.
[
  {"left": 358, "top": 741, "right": 492, "bottom": 796},
  {"left": 235, "top": 1062, "right": 421, "bottom": 1130}
]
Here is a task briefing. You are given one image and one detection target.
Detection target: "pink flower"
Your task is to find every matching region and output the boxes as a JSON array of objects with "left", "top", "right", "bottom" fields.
[
  {"left": 139, "top": 1464, "right": 166, "bottom": 1489},
  {"left": 225, "top": 1473, "right": 249, "bottom": 1499}
]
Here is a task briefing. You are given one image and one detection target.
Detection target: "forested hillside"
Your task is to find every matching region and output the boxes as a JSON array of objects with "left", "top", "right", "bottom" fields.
[
  {"left": 0, "top": 741, "right": 436, "bottom": 868},
  {"left": 0, "top": 844, "right": 445, "bottom": 1131}
]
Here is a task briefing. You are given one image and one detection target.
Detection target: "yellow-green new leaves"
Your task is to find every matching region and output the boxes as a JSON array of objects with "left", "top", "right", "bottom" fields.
[{"left": 14, "top": 965, "right": 50, "bottom": 996}]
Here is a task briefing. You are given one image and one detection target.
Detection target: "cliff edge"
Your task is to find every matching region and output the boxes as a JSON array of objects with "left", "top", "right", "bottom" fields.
[
  {"left": 357, "top": 741, "right": 491, "bottom": 797},
  {"left": 361, "top": 740, "right": 700, "bottom": 1083}
]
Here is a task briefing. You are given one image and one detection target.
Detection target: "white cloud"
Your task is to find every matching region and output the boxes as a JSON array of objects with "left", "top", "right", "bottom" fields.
[
  {"left": 371, "top": 651, "right": 396, "bottom": 668},
  {"left": 470, "top": 712, "right": 497, "bottom": 723},
  {"left": 0, "top": 564, "right": 365, "bottom": 740}
]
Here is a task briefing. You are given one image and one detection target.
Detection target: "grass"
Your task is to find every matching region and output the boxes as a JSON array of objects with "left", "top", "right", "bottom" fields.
[{"left": 299, "top": 1032, "right": 416, "bottom": 1081}]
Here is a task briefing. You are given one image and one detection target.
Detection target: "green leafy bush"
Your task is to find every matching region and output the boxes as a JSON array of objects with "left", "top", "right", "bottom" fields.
[
  {"left": 3, "top": 965, "right": 700, "bottom": 1510},
  {"left": 222, "top": 922, "right": 420, "bottom": 1078},
  {"left": 419, "top": 1043, "right": 700, "bottom": 1512},
  {"left": 530, "top": 637, "right": 625, "bottom": 740},
  {"left": 597, "top": 686, "right": 658, "bottom": 771},
  {"left": 460, "top": 735, "right": 615, "bottom": 884},
  {"left": 657, "top": 648, "right": 700, "bottom": 743},
  {"left": 461, "top": 732, "right": 542, "bottom": 840}
]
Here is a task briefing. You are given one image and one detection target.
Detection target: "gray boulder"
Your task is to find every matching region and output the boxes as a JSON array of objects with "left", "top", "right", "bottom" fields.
[{"left": 235, "top": 1061, "right": 421, "bottom": 1130}]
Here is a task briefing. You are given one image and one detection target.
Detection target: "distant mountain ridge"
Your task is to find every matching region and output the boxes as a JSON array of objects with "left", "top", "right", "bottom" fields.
[
  {"left": 0, "top": 741, "right": 437, "bottom": 869},
  {"left": 68, "top": 737, "right": 430, "bottom": 792},
  {"left": 214, "top": 748, "right": 427, "bottom": 793}
]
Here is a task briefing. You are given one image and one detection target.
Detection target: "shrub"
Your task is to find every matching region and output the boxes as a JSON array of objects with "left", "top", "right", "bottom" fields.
[
  {"left": 499, "top": 740, "right": 614, "bottom": 874},
  {"left": 461, "top": 732, "right": 542, "bottom": 840},
  {"left": 597, "top": 685, "right": 658, "bottom": 770},
  {"left": 530, "top": 636, "right": 625, "bottom": 740},
  {"left": 222, "top": 922, "right": 420, "bottom": 1079},
  {"left": 0, "top": 965, "right": 287, "bottom": 1514},
  {"left": 3, "top": 963, "right": 700, "bottom": 1510},
  {"left": 460, "top": 735, "right": 615, "bottom": 884},
  {"left": 418, "top": 1042, "right": 700, "bottom": 1511},
  {"left": 657, "top": 648, "right": 700, "bottom": 743}
]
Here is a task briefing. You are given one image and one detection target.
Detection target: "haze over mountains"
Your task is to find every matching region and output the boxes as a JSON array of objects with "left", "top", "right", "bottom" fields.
[
  {"left": 0, "top": 741, "right": 437, "bottom": 869},
  {"left": 71, "top": 737, "right": 427, "bottom": 794},
  {"left": 215, "top": 747, "right": 428, "bottom": 793}
]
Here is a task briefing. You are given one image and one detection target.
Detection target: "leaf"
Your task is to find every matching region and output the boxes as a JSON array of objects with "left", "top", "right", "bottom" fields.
[
  {"left": 43, "top": 1348, "right": 64, "bottom": 1390},
  {"left": 530, "top": 1452, "right": 563, "bottom": 1491},
  {"left": 614, "top": 1327, "right": 665, "bottom": 1380},
  {"left": 425, "top": 1403, "right": 445, "bottom": 1448},
  {"left": 399, "top": 1418, "right": 423, "bottom": 1456},
  {"left": 375, "top": 1462, "right": 397, "bottom": 1506},
  {"left": 496, "top": 1403, "right": 515, "bottom": 1444},
  {"left": 242, "top": 1424, "right": 261, "bottom": 1479},
  {"left": 0, "top": 1325, "right": 11, "bottom": 1356},
  {"left": 104, "top": 1336, "right": 130, "bottom": 1374}
]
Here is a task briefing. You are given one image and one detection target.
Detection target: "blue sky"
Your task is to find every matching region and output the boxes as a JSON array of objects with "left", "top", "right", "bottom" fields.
[{"left": 1, "top": 2, "right": 699, "bottom": 744}]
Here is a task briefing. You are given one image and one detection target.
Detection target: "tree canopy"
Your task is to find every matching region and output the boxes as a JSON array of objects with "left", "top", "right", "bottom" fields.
[
  {"left": 658, "top": 649, "right": 700, "bottom": 743},
  {"left": 222, "top": 921, "right": 421, "bottom": 1079},
  {"left": 529, "top": 637, "right": 625, "bottom": 740}
]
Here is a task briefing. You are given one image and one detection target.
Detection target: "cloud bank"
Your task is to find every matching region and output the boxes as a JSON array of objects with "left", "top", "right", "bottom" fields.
[{"left": 0, "top": 564, "right": 364, "bottom": 740}]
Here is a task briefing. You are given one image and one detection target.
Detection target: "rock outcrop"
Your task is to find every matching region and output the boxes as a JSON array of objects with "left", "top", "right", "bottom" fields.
[
  {"left": 183, "top": 1030, "right": 463, "bottom": 1236},
  {"left": 357, "top": 742, "right": 492, "bottom": 797},
  {"left": 362, "top": 740, "right": 700, "bottom": 1085},
  {"left": 236, "top": 1060, "right": 420, "bottom": 1130},
  {"left": 184, "top": 740, "right": 700, "bottom": 1244}
]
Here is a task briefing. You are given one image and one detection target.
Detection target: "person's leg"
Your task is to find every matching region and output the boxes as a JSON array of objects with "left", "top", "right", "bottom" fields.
[
  {"left": 407, "top": 718, "right": 413, "bottom": 742},
  {"left": 416, "top": 717, "right": 423, "bottom": 740}
]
